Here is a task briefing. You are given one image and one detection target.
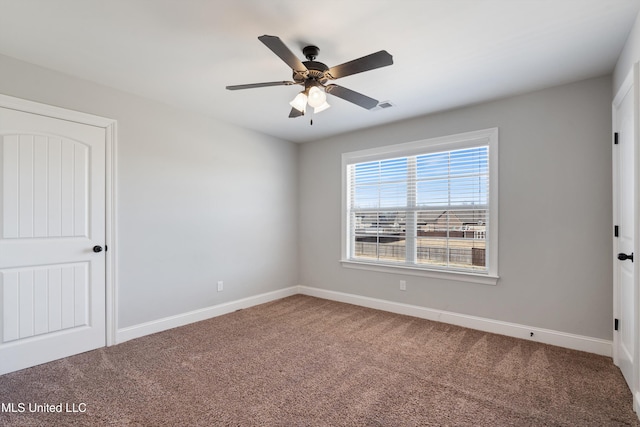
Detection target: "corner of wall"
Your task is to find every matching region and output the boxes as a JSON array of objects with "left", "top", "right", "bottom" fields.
[{"left": 614, "top": 10, "right": 640, "bottom": 94}]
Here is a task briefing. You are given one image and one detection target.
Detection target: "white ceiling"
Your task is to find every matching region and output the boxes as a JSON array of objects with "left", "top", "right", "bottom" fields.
[{"left": 0, "top": 0, "right": 639, "bottom": 143}]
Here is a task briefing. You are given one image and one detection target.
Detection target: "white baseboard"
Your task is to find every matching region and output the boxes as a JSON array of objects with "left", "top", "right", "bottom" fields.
[
  {"left": 116, "top": 286, "right": 299, "bottom": 344},
  {"left": 298, "top": 285, "right": 613, "bottom": 357},
  {"left": 115, "top": 284, "right": 612, "bottom": 357}
]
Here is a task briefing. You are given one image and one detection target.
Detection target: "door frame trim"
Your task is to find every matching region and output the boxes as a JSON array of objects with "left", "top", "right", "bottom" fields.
[
  {"left": 0, "top": 93, "right": 118, "bottom": 347},
  {"left": 612, "top": 63, "right": 640, "bottom": 412}
]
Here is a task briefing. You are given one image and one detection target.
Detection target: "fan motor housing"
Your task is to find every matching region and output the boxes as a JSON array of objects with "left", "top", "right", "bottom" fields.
[
  {"left": 293, "top": 60, "right": 329, "bottom": 84},
  {"left": 289, "top": 45, "right": 329, "bottom": 84}
]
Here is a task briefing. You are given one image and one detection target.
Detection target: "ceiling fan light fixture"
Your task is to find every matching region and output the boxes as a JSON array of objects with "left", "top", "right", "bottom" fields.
[
  {"left": 226, "top": 35, "right": 393, "bottom": 120},
  {"left": 314, "top": 101, "right": 331, "bottom": 114},
  {"left": 307, "top": 86, "right": 327, "bottom": 108},
  {"left": 290, "top": 92, "right": 307, "bottom": 112}
]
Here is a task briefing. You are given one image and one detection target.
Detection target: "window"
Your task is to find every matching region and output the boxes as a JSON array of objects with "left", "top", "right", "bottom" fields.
[{"left": 341, "top": 128, "right": 498, "bottom": 285}]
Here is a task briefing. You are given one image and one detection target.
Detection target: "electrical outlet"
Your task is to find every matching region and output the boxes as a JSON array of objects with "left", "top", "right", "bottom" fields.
[
  {"left": 399, "top": 280, "right": 406, "bottom": 291},
  {"left": 217, "top": 281, "right": 223, "bottom": 292}
]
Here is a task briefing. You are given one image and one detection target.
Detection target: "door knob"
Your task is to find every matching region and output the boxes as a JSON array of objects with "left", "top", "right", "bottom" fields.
[
  {"left": 618, "top": 252, "right": 634, "bottom": 262},
  {"left": 93, "top": 245, "right": 103, "bottom": 253}
]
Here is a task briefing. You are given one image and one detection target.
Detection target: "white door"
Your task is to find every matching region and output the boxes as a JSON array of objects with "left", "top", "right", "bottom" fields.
[
  {"left": 0, "top": 106, "right": 106, "bottom": 375},
  {"left": 613, "top": 64, "right": 639, "bottom": 407}
]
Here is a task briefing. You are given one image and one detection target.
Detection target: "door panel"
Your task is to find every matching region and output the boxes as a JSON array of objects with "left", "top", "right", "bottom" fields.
[
  {"left": 0, "top": 106, "right": 106, "bottom": 375},
  {"left": 2, "top": 263, "right": 89, "bottom": 343},
  {"left": 3, "top": 135, "right": 90, "bottom": 239}
]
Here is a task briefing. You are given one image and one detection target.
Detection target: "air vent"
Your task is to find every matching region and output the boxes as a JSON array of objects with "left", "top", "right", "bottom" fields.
[{"left": 372, "top": 100, "right": 395, "bottom": 111}]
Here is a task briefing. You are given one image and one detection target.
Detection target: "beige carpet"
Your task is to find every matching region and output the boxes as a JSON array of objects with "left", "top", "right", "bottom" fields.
[{"left": 0, "top": 295, "right": 638, "bottom": 426}]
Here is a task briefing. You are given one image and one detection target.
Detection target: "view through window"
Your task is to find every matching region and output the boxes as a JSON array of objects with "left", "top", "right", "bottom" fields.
[{"left": 344, "top": 130, "right": 497, "bottom": 276}]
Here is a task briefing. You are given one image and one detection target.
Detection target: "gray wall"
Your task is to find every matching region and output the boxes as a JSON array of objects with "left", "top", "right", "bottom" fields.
[
  {"left": 299, "top": 75, "right": 613, "bottom": 340},
  {"left": 0, "top": 54, "right": 299, "bottom": 329},
  {"left": 0, "top": 52, "right": 614, "bottom": 341}
]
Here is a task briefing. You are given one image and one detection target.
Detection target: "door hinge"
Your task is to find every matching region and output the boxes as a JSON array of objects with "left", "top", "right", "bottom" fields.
[
  {"left": 615, "top": 225, "right": 619, "bottom": 237},
  {"left": 615, "top": 318, "right": 619, "bottom": 331},
  {"left": 614, "top": 132, "right": 619, "bottom": 145},
  {"left": 105, "top": 245, "right": 108, "bottom": 252}
]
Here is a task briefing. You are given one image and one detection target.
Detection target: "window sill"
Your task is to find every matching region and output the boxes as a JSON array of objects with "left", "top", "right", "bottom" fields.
[{"left": 340, "top": 259, "right": 499, "bottom": 286}]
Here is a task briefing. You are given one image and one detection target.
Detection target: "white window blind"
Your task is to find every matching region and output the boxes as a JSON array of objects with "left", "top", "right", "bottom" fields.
[{"left": 342, "top": 128, "right": 498, "bottom": 280}]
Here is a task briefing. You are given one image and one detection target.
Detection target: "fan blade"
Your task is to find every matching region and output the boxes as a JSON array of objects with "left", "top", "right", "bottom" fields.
[
  {"left": 327, "top": 50, "right": 393, "bottom": 80},
  {"left": 258, "top": 35, "right": 308, "bottom": 73},
  {"left": 325, "top": 84, "right": 379, "bottom": 110},
  {"left": 288, "top": 107, "right": 304, "bottom": 118},
  {"left": 226, "top": 81, "right": 297, "bottom": 90}
]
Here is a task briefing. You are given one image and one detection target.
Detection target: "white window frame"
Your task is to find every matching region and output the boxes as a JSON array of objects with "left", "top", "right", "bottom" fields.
[{"left": 341, "top": 128, "right": 499, "bottom": 285}]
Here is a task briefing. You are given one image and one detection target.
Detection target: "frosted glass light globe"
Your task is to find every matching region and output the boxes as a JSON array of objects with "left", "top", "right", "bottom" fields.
[
  {"left": 289, "top": 92, "right": 307, "bottom": 112},
  {"left": 314, "top": 101, "right": 331, "bottom": 114},
  {"left": 307, "top": 86, "right": 327, "bottom": 108}
]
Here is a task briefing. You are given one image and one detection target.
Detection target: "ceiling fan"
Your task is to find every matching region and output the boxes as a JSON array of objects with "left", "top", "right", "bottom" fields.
[{"left": 226, "top": 35, "right": 393, "bottom": 119}]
